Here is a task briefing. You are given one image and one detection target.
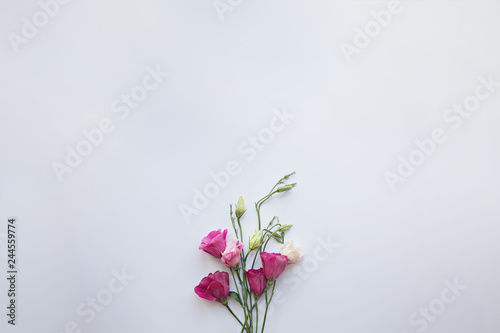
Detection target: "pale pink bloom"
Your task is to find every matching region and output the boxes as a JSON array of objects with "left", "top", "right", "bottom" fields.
[{"left": 221, "top": 240, "right": 244, "bottom": 267}]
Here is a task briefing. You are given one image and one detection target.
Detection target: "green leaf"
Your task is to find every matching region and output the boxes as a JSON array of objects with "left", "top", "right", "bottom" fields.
[{"left": 228, "top": 291, "right": 242, "bottom": 305}]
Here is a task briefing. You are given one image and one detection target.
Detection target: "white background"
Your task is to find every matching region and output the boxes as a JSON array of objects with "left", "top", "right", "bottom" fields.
[{"left": 1, "top": 1, "right": 500, "bottom": 332}]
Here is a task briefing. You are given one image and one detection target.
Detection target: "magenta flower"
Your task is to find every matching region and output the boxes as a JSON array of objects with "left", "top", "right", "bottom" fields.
[
  {"left": 245, "top": 268, "right": 267, "bottom": 295},
  {"left": 194, "top": 271, "right": 230, "bottom": 303},
  {"left": 221, "top": 240, "right": 244, "bottom": 267},
  {"left": 260, "top": 252, "right": 289, "bottom": 281},
  {"left": 199, "top": 229, "right": 228, "bottom": 258}
]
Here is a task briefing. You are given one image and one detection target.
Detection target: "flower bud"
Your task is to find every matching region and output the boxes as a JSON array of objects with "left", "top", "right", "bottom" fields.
[
  {"left": 276, "top": 183, "right": 296, "bottom": 192},
  {"left": 249, "top": 230, "right": 263, "bottom": 250},
  {"left": 235, "top": 196, "right": 246, "bottom": 218},
  {"left": 278, "top": 224, "right": 293, "bottom": 232}
]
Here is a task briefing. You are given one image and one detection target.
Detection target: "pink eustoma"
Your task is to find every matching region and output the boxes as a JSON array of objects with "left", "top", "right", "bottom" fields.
[
  {"left": 221, "top": 240, "right": 244, "bottom": 267},
  {"left": 260, "top": 252, "right": 289, "bottom": 281},
  {"left": 194, "top": 271, "right": 230, "bottom": 303},
  {"left": 245, "top": 268, "right": 267, "bottom": 296},
  {"left": 199, "top": 229, "right": 228, "bottom": 258}
]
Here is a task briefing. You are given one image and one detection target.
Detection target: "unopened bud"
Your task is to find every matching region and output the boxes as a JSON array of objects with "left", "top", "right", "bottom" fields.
[
  {"left": 278, "top": 224, "right": 293, "bottom": 232},
  {"left": 277, "top": 183, "right": 296, "bottom": 192},
  {"left": 249, "top": 230, "right": 263, "bottom": 250},
  {"left": 235, "top": 196, "right": 245, "bottom": 218}
]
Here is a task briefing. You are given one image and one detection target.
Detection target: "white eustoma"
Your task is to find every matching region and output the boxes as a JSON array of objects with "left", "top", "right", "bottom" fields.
[{"left": 280, "top": 240, "right": 302, "bottom": 263}]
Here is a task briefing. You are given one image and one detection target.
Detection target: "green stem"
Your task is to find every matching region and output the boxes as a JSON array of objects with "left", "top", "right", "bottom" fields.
[
  {"left": 247, "top": 290, "right": 254, "bottom": 332},
  {"left": 230, "top": 205, "right": 239, "bottom": 239},
  {"left": 224, "top": 304, "right": 245, "bottom": 327},
  {"left": 251, "top": 234, "right": 274, "bottom": 269},
  {"left": 237, "top": 216, "right": 243, "bottom": 242},
  {"left": 255, "top": 172, "right": 295, "bottom": 216},
  {"left": 255, "top": 295, "right": 259, "bottom": 333},
  {"left": 230, "top": 269, "right": 249, "bottom": 330},
  {"left": 262, "top": 236, "right": 272, "bottom": 253},
  {"left": 260, "top": 282, "right": 276, "bottom": 333},
  {"left": 244, "top": 249, "right": 254, "bottom": 263},
  {"left": 251, "top": 248, "right": 259, "bottom": 269},
  {"left": 256, "top": 202, "right": 261, "bottom": 230},
  {"left": 230, "top": 269, "right": 243, "bottom": 299}
]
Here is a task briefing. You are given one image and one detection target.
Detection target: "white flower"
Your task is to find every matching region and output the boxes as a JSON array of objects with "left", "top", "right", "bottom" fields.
[{"left": 280, "top": 240, "right": 302, "bottom": 263}]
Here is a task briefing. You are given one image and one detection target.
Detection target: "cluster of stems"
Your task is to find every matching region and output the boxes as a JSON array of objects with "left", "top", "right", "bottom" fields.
[{"left": 225, "top": 172, "right": 296, "bottom": 333}]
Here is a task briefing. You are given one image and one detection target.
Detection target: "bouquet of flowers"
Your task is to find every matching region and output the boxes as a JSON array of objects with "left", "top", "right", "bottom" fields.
[{"left": 194, "top": 172, "right": 302, "bottom": 333}]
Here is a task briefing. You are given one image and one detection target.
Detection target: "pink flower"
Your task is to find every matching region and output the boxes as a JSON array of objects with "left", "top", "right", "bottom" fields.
[
  {"left": 260, "top": 252, "right": 289, "bottom": 281},
  {"left": 221, "top": 240, "right": 244, "bottom": 267},
  {"left": 199, "top": 229, "right": 228, "bottom": 258},
  {"left": 194, "top": 271, "right": 230, "bottom": 303},
  {"left": 245, "top": 268, "right": 267, "bottom": 295}
]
